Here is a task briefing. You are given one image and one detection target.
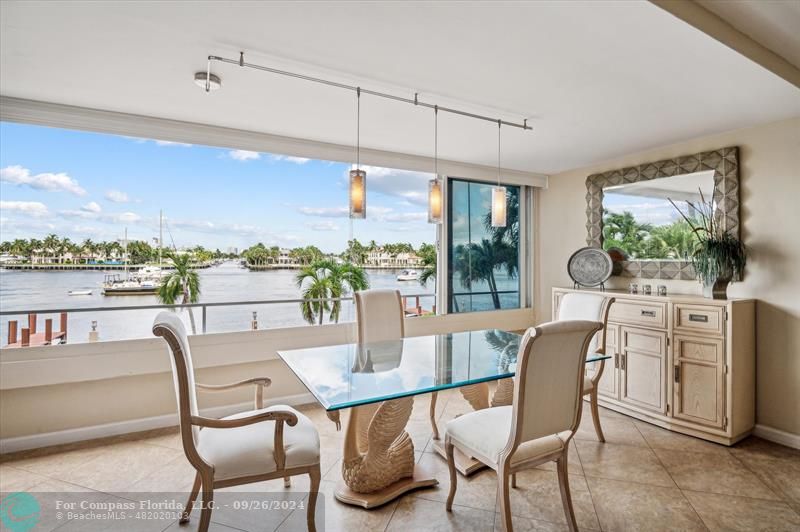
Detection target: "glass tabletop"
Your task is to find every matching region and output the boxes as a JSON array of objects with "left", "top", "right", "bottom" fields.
[{"left": 278, "top": 329, "right": 611, "bottom": 411}]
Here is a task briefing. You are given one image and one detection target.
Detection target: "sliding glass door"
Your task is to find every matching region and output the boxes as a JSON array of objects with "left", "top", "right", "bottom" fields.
[{"left": 447, "top": 178, "right": 521, "bottom": 313}]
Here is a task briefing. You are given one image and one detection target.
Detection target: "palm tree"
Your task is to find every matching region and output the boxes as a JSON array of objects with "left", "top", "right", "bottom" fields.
[
  {"left": 157, "top": 253, "right": 201, "bottom": 333},
  {"left": 81, "top": 239, "right": 95, "bottom": 264},
  {"left": 453, "top": 238, "right": 515, "bottom": 309},
  {"left": 42, "top": 234, "right": 59, "bottom": 263},
  {"left": 296, "top": 260, "right": 369, "bottom": 325},
  {"left": 28, "top": 239, "right": 41, "bottom": 263},
  {"left": 417, "top": 243, "right": 437, "bottom": 289}
]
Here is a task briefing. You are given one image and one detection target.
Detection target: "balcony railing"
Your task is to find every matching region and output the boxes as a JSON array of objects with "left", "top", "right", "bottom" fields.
[{"left": 0, "top": 293, "right": 437, "bottom": 347}]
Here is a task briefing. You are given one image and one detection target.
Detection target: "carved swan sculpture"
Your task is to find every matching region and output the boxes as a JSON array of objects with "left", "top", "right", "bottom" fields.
[{"left": 341, "top": 396, "right": 415, "bottom": 493}]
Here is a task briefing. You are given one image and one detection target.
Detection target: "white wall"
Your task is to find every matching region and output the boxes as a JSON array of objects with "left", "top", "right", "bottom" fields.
[{"left": 536, "top": 117, "right": 800, "bottom": 436}]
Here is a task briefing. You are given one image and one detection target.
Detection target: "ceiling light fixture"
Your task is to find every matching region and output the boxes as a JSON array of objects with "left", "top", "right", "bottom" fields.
[
  {"left": 428, "top": 106, "right": 442, "bottom": 224},
  {"left": 349, "top": 88, "right": 366, "bottom": 219},
  {"left": 194, "top": 72, "right": 222, "bottom": 91},
  {"left": 491, "top": 120, "right": 507, "bottom": 228}
]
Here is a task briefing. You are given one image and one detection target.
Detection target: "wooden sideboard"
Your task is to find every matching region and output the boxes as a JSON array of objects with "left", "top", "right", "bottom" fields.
[{"left": 553, "top": 287, "right": 755, "bottom": 446}]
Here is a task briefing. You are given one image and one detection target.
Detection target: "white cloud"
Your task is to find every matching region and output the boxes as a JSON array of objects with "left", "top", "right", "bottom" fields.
[
  {"left": 298, "top": 206, "right": 350, "bottom": 218},
  {"left": 346, "top": 165, "right": 432, "bottom": 206},
  {"left": 0, "top": 200, "right": 50, "bottom": 217},
  {"left": 105, "top": 190, "right": 130, "bottom": 203},
  {"left": 59, "top": 209, "right": 141, "bottom": 225},
  {"left": 117, "top": 212, "right": 141, "bottom": 223},
  {"left": 127, "top": 137, "right": 192, "bottom": 147},
  {"left": 228, "top": 150, "right": 261, "bottom": 161},
  {"left": 1, "top": 165, "right": 87, "bottom": 196},
  {"left": 307, "top": 221, "right": 340, "bottom": 232},
  {"left": 81, "top": 201, "right": 102, "bottom": 213},
  {"left": 270, "top": 154, "right": 310, "bottom": 164},
  {"left": 154, "top": 140, "right": 192, "bottom": 147},
  {"left": 381, "top": 212, "right": 428, "bottom": 223}
]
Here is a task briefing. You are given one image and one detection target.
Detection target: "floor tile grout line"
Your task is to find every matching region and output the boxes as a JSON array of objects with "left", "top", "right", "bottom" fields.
[
  {"left": 726, "top": 446, "right": 791, "bottom": 502},
  {"left": 571, "top": 432, "right": 603, "bottom": 532}
]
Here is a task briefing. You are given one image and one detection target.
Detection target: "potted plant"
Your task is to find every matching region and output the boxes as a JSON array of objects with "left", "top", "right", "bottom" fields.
[{"left": 669, "top": 191, "right": 746, "bottom": 299}]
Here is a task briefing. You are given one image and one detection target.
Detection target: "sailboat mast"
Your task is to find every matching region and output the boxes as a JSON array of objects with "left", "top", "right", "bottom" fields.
[
  {"left": 159, "top": 210, "right": 163, "bottom": 267},
  {"left": 124, "top": 227, "right": 129, "bottom": 280}
]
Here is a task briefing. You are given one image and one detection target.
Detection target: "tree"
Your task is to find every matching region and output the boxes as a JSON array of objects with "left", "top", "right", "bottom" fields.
[
  {"left": 345, "top": 239, "right": 368, "bottom": 265},
  {"left": 157, "top": 253, "right": 201, "bottom": 333},
  {"left": 453, "top": 238, "right": 515, "bottom": 310},
  {"left": 296, "top": 260, "right": 369, "bottom": 325},
  {"left": 602, "top": 210, "right": 652, "bottom": 258},
  {"left": 418, "top": 243, "right": 437, "bottom": 288},
  {"left": 42, "top": 234, "right": 59, "bottom": 262},
  {"left": 484, "top": 187, "right": 520, "bottom": 278}
]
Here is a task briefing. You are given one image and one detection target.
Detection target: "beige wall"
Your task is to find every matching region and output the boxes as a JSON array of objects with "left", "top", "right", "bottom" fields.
[{"left": 536, "top": 117, "right": 800, "bottom": 435}]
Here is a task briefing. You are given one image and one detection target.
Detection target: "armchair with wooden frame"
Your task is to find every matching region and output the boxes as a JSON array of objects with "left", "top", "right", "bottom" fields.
[{"left": 153, "top": 312, "right": 321, "bottom": 532}]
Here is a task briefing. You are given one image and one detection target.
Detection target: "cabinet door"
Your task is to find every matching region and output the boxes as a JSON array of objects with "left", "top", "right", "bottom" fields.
[
  {"left": 596, "top": 324, "right": 619, "bottom": 400},
  {"left": 620, "top": 326, "right": 667, "bottom": 414},
  {"left": 673, "top": 334, "right": 725, "bottom": 429}
]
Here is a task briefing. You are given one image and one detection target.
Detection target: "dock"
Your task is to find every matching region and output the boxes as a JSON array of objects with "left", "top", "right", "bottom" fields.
[{"left": 6, "top": 313, "right": 68, "bottom": 348}]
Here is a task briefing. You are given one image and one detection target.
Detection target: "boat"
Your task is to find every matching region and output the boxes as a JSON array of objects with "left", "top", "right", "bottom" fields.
[
  {"left": 102, "top": 223, "right": 165, "bottom": 296},
  {"left": 396, "top": 269, "right": 420, "bottom": 281},
  {"left": 68, "top": 289, "right": 93, "bottom": 296},
  {"left": 102, "top": 274, "right": 159, "bottom": 295}
]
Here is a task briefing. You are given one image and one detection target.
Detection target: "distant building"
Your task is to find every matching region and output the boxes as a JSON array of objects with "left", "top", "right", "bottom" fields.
[
  {"left": 365, "top": 249, "right": 422, "bottom": 268},
  {"left": 277, "top": 248, "right": 292, "bottom": 265}
]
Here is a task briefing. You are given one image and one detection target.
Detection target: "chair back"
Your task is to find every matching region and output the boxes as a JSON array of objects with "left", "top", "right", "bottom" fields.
[
  {"left": 354, "top": 289, "right": 405, "bottom": 344},
  {"left": 152, "top": 312, "right": 201, "bottom": 447},
  {"left": 557, "top": 292, "right": 614, "bottom": 354},
  {"left": 505, "top": 320, "right": 603, "bottom": 453}
]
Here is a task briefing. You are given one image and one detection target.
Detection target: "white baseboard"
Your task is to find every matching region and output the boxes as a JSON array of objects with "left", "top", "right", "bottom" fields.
[
  {"left": 0, "top": 392, "right": 316, "bottom": 454},
  {"left": 753, "top": 423, "right": 800, "bottom": 450}
]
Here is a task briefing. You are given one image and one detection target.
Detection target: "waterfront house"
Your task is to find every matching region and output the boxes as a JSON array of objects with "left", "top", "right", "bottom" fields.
[{"left": 1, "top": 2, "right": 799, "bottom": 532}]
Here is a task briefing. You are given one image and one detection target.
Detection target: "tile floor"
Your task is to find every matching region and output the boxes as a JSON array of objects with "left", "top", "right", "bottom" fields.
[{"left": 1, "top": 389, "right": 799, "bottom": 531}]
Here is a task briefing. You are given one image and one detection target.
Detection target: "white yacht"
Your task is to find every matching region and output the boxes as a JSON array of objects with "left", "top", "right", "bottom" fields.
[{"left": 396, "top": 269, "right": 420, "bottom": 281}]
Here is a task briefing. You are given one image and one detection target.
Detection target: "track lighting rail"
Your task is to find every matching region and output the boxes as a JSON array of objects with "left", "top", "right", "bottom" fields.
[{"left": 206, "top": 53, "right": 532, "bottom": 131}]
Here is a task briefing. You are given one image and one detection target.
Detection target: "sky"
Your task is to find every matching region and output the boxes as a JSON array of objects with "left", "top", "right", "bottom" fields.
[{"left": 0, "top": 122, "right": 436, "bottom": 253}]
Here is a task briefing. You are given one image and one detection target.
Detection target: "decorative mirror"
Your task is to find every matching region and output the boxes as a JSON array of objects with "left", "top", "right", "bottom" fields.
[{"left": 585, "top": 147, "right": 739, "bottom": 279}]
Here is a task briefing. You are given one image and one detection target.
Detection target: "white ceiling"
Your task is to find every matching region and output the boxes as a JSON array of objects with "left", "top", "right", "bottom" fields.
[{"left": 1, "top": 0, "right": 799, "bottom": 176}]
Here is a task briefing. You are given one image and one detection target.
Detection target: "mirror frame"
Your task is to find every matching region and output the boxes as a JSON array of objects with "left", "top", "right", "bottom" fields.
[{"left": 585, "top": 146, "right": 740, "bottom": 279}]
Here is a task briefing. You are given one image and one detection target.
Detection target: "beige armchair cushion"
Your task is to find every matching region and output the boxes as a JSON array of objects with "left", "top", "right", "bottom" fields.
[
  {"left": 196, "top": 405, "right": 320, "bottom": 481},
  {"left": 445, "top": 406, "right": 569, "bottom": 467}
]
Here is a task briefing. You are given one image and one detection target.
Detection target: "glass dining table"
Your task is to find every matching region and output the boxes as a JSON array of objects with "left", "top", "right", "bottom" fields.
[{"left": 278, "top": 328, "right": 610, "bottom": 509}]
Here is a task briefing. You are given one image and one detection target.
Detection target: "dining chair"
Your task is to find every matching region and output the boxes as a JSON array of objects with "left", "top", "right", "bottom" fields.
[
  {"left": 152, "top": 312, "right": 321, "bottom": 532},
  {"left": 444, "top": 319, "right": 603, "bottom": 532},
  {"left": 556, "top": 292, "right": 615, "bottom": 442}
]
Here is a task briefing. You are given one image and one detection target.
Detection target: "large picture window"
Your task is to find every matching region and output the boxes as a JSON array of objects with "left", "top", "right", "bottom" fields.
[{"left": 447, "top": 178, "right": 520, "bottom": 313}]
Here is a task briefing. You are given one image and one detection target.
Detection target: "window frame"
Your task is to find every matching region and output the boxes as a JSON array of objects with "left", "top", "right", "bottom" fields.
[{"left": 439, "top": 176, "right": 532, "bottom": 315}]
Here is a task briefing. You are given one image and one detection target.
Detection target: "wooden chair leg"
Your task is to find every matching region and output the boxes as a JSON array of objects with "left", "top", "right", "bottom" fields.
[
  {"left": 511, "top": 472, "right": 517, "bottom": 488},
  {"left": 590, "top": 388, "right": 605, "bottom": 443},
  {"left": 308, "top": 464, "right": 321, "bottom": 532},
  {"left": 445, "top": 440, "right": 457, "bottom": 511},
  {"left": 430, "top": 391, "right": 440, "bottom": 440},
  {"left": 180, "top": 472, "right": 201, "bottom": 523},
  {"left": 498, "top": 465, "right": 513, "bottom": 532},
  {"left": 556, "top": 449, "right": 578, "bottom": 532},
  {"left": 199, "top": 472, "right": 214, "bottom": 532}
]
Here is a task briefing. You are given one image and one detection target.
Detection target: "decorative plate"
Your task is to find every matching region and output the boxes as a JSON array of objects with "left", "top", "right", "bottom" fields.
[{"left": 567, "top": 247, "right": 614, "bottom": 287}]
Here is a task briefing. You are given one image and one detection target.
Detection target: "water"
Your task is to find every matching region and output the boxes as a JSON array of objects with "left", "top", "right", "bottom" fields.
[{"left": 0, "top": 262, "right": 436, "bottom": 344}]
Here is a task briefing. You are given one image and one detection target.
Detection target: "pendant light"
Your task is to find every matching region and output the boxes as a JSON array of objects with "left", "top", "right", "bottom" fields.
[
  {"left": 349, "top": 87, "right": 366, "bottom": 219},
  {"left": 491, "top": 120, "right": 507, "bottom": 227},
  {"left": 428, "top": 106, "right": 443, "bottom": 224}
]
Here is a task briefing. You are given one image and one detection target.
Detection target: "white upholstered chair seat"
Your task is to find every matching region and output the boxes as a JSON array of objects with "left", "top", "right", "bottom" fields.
[
  {"left": 446, "top": 406, "right": 570, "bottom": 467},
  {"left": 197, "top": 405, "right": 320, "bottom": 481}
]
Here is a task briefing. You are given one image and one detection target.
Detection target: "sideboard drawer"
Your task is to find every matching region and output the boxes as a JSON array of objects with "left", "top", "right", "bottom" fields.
[
  {"left": 610, "top": 300, "right": 667, "bottom": 329},
  {"left": 674, "top": 304, "right": 724, "bottom": 336}
]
